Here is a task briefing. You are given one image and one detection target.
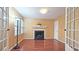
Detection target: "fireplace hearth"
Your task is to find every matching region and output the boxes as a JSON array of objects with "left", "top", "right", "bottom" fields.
[{"left": 35, "top": 31, "right": 44, "bottom": 40}]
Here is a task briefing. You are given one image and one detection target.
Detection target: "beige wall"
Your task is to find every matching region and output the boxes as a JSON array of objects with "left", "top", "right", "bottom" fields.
[
  {"left": 8, "top": 7, "right": 24, "bottom": 49},
  {"left": 58, "top": 15, "right": 65, "bottom": 43},
  {"left": 24, "top": 18, "right": 54, "bottom": 39}
]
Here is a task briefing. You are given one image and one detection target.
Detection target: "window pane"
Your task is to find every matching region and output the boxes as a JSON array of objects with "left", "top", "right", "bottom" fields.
[
  {"left": 0, "top": 41, "right": 3, "bottom": 50},
  {"left": 0, "top": 8, "right": 2, "bottom": 19},
  {"left": 3, "top": 39, "right": 7, "bottom": 48},
  {"left": 15, "top": 17, "right": 21, "bottom": 36},
  {"left": 21, "top": 19, "right": 23, "bottom": 33}
]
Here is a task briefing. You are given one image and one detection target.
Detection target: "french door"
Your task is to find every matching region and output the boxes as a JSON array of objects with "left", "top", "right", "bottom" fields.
[
  {"left": 65, "top": 7, "right": 79, "bottom": 51},
  {"left": 0, "top": 7, "right": 9, "bottom": 51}
]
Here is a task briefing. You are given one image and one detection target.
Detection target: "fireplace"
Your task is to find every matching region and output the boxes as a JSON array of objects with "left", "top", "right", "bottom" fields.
[{"left": 35, "top": 31, "right": 44, "bottom": 40}]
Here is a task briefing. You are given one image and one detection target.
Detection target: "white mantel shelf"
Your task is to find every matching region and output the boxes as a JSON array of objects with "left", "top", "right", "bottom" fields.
[{"left": 33, "top": 25, "right": 47, "bottom": 29}]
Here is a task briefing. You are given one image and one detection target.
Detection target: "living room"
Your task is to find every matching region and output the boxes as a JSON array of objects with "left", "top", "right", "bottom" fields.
[
  {"left": 8, "top": 7, "right": 65, "bottom": 51},
  {"left": 0, "top": 7, "right": 79, "bottom": 51}
]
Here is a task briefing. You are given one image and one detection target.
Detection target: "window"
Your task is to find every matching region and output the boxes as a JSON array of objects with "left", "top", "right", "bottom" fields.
[
  {"left": 21, "top": 19, "right": 24, "bottom": 34},
  {"left": 14, "top": 17, "right": 23, "bottom": 36}
]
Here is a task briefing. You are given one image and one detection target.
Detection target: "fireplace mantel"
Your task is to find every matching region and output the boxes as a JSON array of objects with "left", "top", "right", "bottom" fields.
[
  {"left": 33, "top": 25, "right": 47, "bottom": 29},
  {"left": 32, "top": 25, "right": 46, "bottom": 39}
]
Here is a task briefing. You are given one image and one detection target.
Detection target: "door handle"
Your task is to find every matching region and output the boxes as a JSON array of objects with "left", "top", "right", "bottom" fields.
[
  {"left": 7, "top": 29, "right": 10, "bottom": 31},
  {"left": 64, "top": 29, "right": 66, "bottom": 31}
]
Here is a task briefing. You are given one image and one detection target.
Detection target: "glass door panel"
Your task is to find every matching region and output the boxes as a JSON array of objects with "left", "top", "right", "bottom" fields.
[
  {"left": 0, "top": 7, "right": 8, "bottom": 51},
  {"left": 75, "top": 8, "right": 79, "bottom": 19},
  {"left": 3, "top": 39, "right": 7, "bottom": 48},
  {"left": 74, "top": 17, "right": 79, "bottom": 50},
  {"left": 75, "top": 20, "right": 79, "bottom": 41},
  {"left": 65, "top": 7, "right": 74, "bottom": 50},
  {"left": 0, "top": 8, "right": 2, "bottom": 19},
  {"left": 0, "top": 41, "right": 3, "bottom": 50}
]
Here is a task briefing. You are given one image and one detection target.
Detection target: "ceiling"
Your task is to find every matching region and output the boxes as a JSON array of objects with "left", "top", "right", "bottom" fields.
[{"left": 14, "top": 7, "right": 65, "bottom": 19}]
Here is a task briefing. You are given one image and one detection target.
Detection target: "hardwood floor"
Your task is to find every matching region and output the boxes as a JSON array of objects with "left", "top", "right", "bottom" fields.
[{"left": 12, "top": 39, "right": 65, "bottom": 51}]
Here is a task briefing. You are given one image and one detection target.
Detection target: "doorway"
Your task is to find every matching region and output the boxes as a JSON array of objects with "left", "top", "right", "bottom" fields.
[{"left": 54, "top": 20, "right": 58, "bottom": 40}]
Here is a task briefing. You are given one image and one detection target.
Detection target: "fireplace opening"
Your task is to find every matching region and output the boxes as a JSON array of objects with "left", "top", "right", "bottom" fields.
[{"left": 35, "top": 31, "right": 44, "bottom": 40}]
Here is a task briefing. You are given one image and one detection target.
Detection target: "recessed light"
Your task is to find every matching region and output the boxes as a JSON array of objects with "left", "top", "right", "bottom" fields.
[{"left": 40, "top": 8, "right": 48, "bottom": 14}]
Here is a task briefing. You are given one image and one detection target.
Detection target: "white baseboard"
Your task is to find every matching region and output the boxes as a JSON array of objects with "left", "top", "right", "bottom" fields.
[
  {"left": 55, "top": 39, "right": 65, "bottom": 43},
  {"left": 8, "top": 39, "right": 23, "bottom": 51},
  {"left": 8, "top": 44, "right": 17, "bottom": 51},
  {"left": 3, "top": 46, "right": 8, "bottom": 51},
  {"left": 24, "top": 38, "right": 33, "bottom": 39},
  {"left": 24, "top": 38, "right": 53, "bottom": 39},
  {"left": 58, "top": 40, "right": 65, "bottom": 43},
  {"left": 65, "top": 44, "right": 74, "bottom": 51}
]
